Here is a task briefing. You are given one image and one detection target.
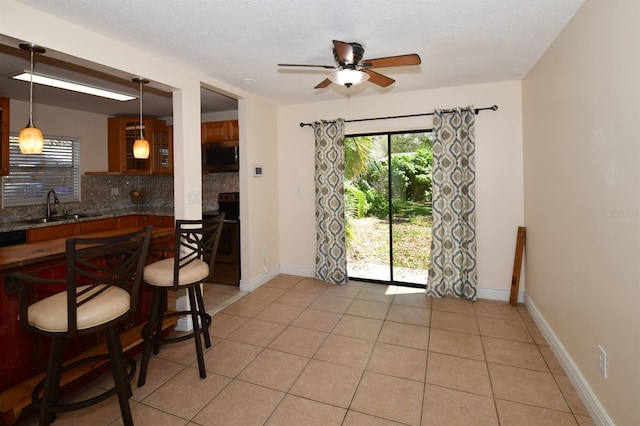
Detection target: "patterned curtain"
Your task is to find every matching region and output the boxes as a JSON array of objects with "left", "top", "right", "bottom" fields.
[
  {"left": 311, "top": 119, "right": 348, "bottom": 285},
  {"left": 427, "top": 107, "right": 477, "bottom": 300}
]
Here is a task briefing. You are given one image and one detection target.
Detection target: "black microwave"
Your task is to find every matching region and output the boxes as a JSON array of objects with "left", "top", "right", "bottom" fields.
[{"left": 202, "top": 142, "right": 239, "bottom": 172}]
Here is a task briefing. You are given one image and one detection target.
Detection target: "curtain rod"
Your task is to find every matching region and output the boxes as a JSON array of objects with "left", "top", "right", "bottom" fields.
[{"left": 299, "top": 104, "right": 498, "bottom": 127}]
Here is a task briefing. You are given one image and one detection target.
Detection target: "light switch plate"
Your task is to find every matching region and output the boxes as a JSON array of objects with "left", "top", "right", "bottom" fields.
[
  {"left": 597, "top": 345, "right": 608, "bottom": 378},
  {"left": 186, "top": 190, "right": 200, "bottom": 204}
]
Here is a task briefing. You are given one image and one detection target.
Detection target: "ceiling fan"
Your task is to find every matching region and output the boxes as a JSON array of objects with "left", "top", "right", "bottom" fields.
[{"left": 278, "top": 40, "right": 421, "bottom": 89}]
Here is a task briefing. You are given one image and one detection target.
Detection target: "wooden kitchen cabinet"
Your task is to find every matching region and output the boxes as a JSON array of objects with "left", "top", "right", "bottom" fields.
[
  {"left": 152, "top": 125, "right": 173, "bottom": 174},
  {"left": 0, "top": 97, "right": 9, "bottom": 176},
  {"left": 27, "top": 223, "right": 75, "bottom": 243},
  {"left": 77, "top": 217, "right": 117, "bottom": 234},
  {"left": 147, "top": 215, "right": 174, "bottom": 227},
  {"left": 117, "top": 215, "right": 147, "bottom": 228},
  {"left": 107, "top": 117, "right": 172, "bottom": 174},
  {"left": 201, "top": 120, "right": 239, "bottom": 143}
]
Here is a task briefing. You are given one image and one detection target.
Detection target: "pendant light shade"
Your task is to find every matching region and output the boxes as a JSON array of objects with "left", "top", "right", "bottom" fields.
[
  {"left": 18, "top": 43, "right": 46, "bottom": 154},
  {"left": 18, "top": 126, "right": 44, "bottom": 154},
  {"left": 328, "top": 69, "right": 369, "bottom": 88},
  {"left": 132, "top": 77, "right": 150, "bottom": 159},
  {"left": 133, "top": 138, "right": 149, "bottom": 159}
]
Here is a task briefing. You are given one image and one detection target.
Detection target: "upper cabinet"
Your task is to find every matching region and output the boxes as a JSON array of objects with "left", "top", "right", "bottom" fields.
[
  {"left": 107, "top": 117, "right": 172, "bottom": 174},
  {"left": 201, "top": 120, "right": 238, "bottom": 143},
  {"left": 0, "top": 97, "right": 9, "bottom": 175},
  {"left": 152, "top": 124, "right": 173, "bottom": 174}
]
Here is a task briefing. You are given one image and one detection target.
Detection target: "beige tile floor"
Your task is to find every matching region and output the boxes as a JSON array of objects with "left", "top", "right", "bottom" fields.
[{"left": 17, "top": 275, "right": 595, "bottom": 425}]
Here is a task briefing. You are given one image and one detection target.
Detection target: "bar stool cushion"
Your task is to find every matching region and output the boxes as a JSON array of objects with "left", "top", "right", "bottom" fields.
[
  {"left": 28, "top": 285, "right": 130, "bottom": 333},
  {"left": 143, "top": 257, "right": 210, "bottom": 288},
  {"left": 137, "top": 216, "right": 224, "bottom": 388}
]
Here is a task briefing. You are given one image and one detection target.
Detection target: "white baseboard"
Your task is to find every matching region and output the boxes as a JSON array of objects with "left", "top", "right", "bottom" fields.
[
  {"left": 239, "top": 266, "right": 282, "bottom": 292},
  {"left": 476, "top": 287, "right": 524, "bottom": 303},
  {"left": 237, "top": 265, "right": 312, "bottom": 293},
  {"left": 524, "top": 296, "right": 613, "bottom": 426},
  {"left": 279, "top": 265, "right": 314, "bottom": 278}
]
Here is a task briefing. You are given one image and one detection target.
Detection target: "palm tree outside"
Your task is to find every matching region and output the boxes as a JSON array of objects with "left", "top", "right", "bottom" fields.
[{"left": 344, "top": 131, "right": 433, "bottom": 286}]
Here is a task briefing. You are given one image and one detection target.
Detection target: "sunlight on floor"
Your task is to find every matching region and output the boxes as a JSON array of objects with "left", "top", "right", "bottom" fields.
[
  {"left": 348, "top": 263, "right": 428, "bottom": 287},
  {"left": 393, "top": 285, "right": 426, "bottom": 295}
]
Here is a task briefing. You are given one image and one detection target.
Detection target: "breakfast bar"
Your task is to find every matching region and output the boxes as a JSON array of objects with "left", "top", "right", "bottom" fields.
[{"left": 0, "top": 218, "right": 175, "bottom": 425}]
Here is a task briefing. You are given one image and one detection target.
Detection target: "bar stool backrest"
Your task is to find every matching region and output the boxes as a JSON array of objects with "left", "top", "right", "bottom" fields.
[
  {"left": 6, "top": 226, "right": 153, "bottom": 338},
  {"left": 172, "top": 214, "right": 225, "bottom": 290}
]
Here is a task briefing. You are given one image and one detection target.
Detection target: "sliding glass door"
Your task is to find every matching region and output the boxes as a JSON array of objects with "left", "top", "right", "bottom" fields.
[{"left": 345, "top": 130, "right": 432, "bottom": 287}]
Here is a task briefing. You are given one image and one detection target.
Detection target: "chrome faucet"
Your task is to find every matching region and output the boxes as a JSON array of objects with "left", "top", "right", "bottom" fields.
[{"left": 46, "top": 190, "right": 59, "bottom": 218}]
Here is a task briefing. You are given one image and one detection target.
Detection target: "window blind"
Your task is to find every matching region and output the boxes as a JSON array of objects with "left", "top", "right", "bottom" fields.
[{"left": 2, "top": 135, "right": 80, "bottom": 207}]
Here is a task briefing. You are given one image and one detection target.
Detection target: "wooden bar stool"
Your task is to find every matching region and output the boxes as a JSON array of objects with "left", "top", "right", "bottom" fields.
[
  {"left": 137, "top": 214, "right": 225, "bottom": 387},
  {"left": 4, "top": 226, "right": 152, "bottom": 426}
]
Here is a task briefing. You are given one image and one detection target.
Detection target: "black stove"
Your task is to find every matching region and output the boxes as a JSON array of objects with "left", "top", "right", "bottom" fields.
[
  {"left": 217, "top": 191, "right": 239, "bottom": 221},
  {"left": 204, "top": 192, "right": 240, "bottom": 285}
]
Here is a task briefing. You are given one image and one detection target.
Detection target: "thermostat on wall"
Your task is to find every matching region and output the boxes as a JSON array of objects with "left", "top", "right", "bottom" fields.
[{"left": 253, "top": 165, "right": 264, "bottom": 177}]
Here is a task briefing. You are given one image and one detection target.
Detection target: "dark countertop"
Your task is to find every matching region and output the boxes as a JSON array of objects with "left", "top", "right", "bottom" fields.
[
  {"left": 0, "top": 226, "right": 175, "bottom": 272},
  {"left": 0, "top": 207, "right": 175, "bottom": 233}
]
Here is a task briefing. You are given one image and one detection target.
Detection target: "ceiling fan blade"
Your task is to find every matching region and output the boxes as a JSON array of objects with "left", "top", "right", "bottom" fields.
[
  {"left": 363, "top": 69, "right": 395, "bottom": 87},
  {"left": 314, "top": 79, "right": 332, "bottom": 89},
  {"left": 278, "top": 63, "right": 336, "bottom": 69},
  {"left": 332, "top": 40, "right": 354, "bottom": 64},
  {"left": 361, "top": 54, "right": 421, "bottom": 69}
]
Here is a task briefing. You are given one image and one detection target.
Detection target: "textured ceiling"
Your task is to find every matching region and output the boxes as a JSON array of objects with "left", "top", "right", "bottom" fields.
[{"left": 4, "top": 0, "right": 584, "bottom": 116}]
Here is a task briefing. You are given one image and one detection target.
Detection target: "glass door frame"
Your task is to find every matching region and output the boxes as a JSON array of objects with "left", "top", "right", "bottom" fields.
[{"left": 345, "top": 128, "right": 432, "bottom": 289}]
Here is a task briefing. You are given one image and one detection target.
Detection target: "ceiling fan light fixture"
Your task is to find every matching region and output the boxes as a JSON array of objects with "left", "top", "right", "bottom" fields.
[
  {"left": 18, "top": 42, "right": 46, "bottom": 154},
  {"left": 328, "top": 69, "right": 369, "bottom": 88}
]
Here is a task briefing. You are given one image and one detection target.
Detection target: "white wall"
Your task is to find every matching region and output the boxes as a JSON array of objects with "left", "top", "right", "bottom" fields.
[
  {"left": 238, "top": 97, "right": 279, "bottom": 290},
  {"left": 276, "top": 81, "right": 524, "bottom": 299},
  {"left": 9, "top": 99, "right": 108, "bottom": 173},
  {"left": 522, "top": 1, "right": 640, "bottom": 424}
]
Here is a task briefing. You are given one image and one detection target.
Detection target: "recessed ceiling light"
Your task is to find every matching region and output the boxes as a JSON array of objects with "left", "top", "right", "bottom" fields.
[
  {"left": 12, "top": 71, "right": 136, "bottom": 101},
  {"left": 241, "top": 78, "right": 255, "bottom": 85}
]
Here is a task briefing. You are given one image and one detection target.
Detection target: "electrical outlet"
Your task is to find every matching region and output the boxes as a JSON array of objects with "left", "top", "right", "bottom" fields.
[
  {"left": 597, "top": 345, "right": 608, "bottom": 378},
  {"left": 111, "top": 187, "right": 119, "bottom": 196}
]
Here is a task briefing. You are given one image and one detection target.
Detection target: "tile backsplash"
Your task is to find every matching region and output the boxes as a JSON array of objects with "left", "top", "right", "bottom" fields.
[{"left": 1, "top": 173, "right": 239, "bottom": 223}]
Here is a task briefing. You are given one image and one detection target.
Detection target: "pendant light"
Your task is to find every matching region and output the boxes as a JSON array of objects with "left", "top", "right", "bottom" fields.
[
  {"left": 18, "top": 43, "right": 46, "bottom": 154},
  {"left": 132, "top": 77, "right": 150, "bottom": 159}
]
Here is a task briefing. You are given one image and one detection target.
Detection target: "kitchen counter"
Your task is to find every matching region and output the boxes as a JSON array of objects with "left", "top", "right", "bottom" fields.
[
  {"left": 0, "top": 226, "right": 174, "bottom": 272},
  {"left": 0, "top": 207, "right": 174, "bottom": 233},
  {"left": 0, "top": 224, "right": 176, "bottom": 422}
]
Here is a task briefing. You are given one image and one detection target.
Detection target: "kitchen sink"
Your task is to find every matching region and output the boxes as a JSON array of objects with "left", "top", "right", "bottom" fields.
[
  {"left": 62, "top": 213, "right": 96, "bottom": 220},
  {"left": 21, "top": 214, "right": 97, "bottom": 224},
  {"left": 21, "top": 217, "right": 65, "bottom": 224}
]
